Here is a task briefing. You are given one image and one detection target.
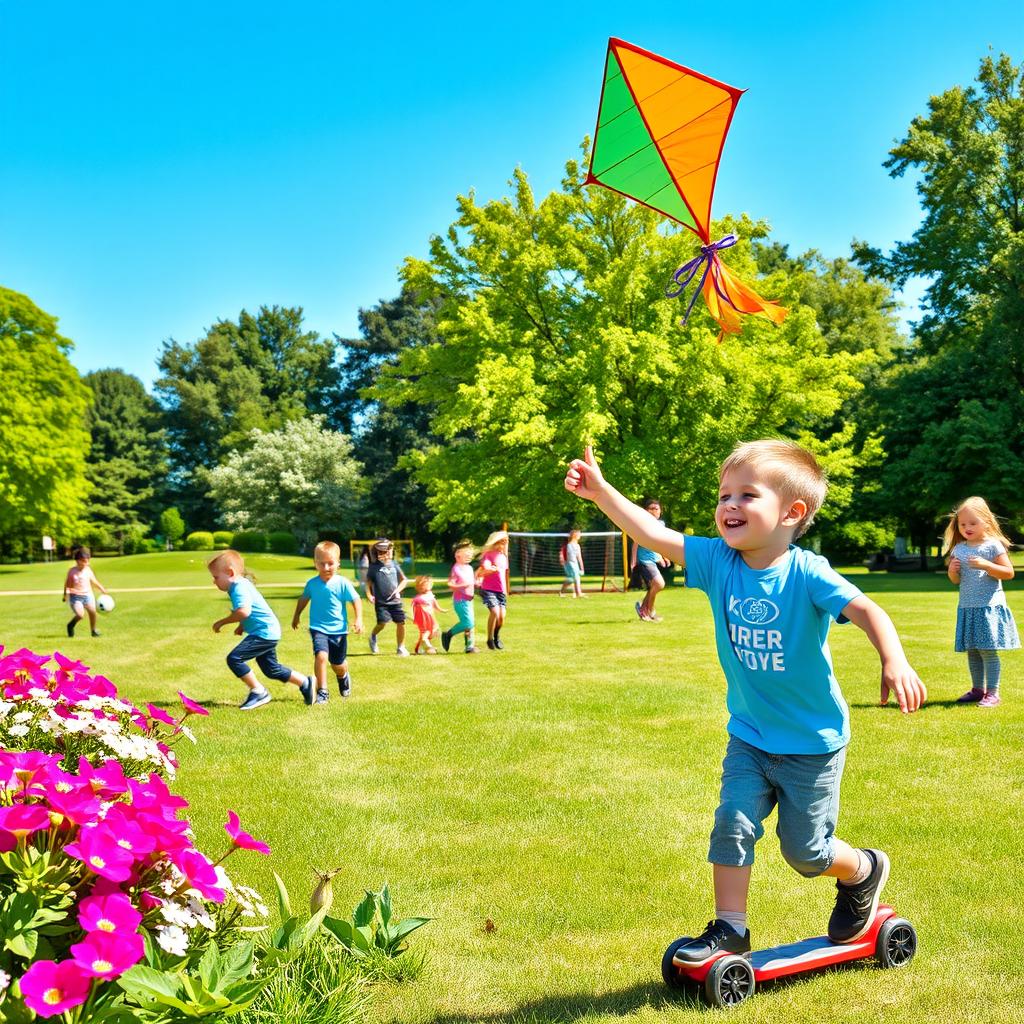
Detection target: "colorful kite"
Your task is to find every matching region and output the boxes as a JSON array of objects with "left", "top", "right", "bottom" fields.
[{"left": 586, "top": 37, "right": 787, "bottom": 337}]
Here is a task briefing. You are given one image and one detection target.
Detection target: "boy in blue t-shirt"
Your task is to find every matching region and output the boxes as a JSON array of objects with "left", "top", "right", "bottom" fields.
[
  {"left": 292, "top": 541, "right": 363, "bottom": 702},
  {"left": 565, "top": 440, "right": 926, "bottom": 961},
  {"left": 209, "top": 550, "right": 314, "bottom": 710}
]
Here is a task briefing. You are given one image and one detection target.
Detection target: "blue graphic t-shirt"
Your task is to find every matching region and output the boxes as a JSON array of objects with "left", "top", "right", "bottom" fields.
[
  {"left": 229, "top": 578, "right": 281, "bottom": 640},
  {"left": 303, "top": 574, "right": 359, "bottom": 634},
  {"left": 684, "top": 536, "right": 863, "bottom": 754}
]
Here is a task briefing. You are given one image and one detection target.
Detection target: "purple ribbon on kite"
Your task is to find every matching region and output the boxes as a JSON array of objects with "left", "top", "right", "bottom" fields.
[{"left": 665, "top": 233, "right": 740, "bottom": 324}]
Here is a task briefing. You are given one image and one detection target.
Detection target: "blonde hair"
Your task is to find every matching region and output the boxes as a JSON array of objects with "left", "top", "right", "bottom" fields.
[
  {"left": 414, "top": 575, "right": 433, "bottom": 592},
  {"left": 208, "top": 549, "right": 245, "bottom": 575},
  {"left": 567, "top": 529, "right": 582, "bottom": 542},
  {"left": 942, "top": 496, "right": 1012, "bottom": 556},
  {"left": 481, "top": 530, "right": 508, "bottom": 550},
  {"left": 314, "top": 541, "right": 341, "bottom": 561},
  {"left": 719, "top": 440, "right": 827, "bottom": 539}
]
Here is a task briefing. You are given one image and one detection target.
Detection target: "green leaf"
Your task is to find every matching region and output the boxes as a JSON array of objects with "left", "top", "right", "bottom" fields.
[
  {"left": 385, "top": 917, "right": 432, "bottom": 950},
  {"left": 215, "top": 940, "right": 254, "bottom": 988},
  {"left": 378, "top": 882, "right": 392, "bottom": 927},
  {"left": 5, "top": 930, "right": 36, "bottom": 959},
  {"left": 352, "top": 890, "right": 376, "bottom": 928},
  {"left": 273, "top": 870, "right": 292, "bottom": 921},
  {"left": 299, "top": 903, "right": 330, "bottom": 947},
  {"left": 196, "top": 942, "right": 220, "bottom": 990},
  {"left": 117, "top": 964, "right": 187, "bottom": 1001}
]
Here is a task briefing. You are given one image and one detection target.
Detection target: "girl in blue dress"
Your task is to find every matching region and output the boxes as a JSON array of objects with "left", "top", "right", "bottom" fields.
[{"left": 943, "top": 497, "right": 1019, "bottom": 708}]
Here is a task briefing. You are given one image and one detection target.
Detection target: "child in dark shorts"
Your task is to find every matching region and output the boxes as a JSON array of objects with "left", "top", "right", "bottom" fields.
[
  {"left": 366, "top": 538, "right": 410, "bottom": 656},
  {"left": 292, "top": 541, "right": 363, "bottom": 702}
]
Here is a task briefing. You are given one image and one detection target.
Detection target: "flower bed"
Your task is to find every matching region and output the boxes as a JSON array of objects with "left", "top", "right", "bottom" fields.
[{"left": 0, "top": 647, "right": 273, "bottom": 1022}]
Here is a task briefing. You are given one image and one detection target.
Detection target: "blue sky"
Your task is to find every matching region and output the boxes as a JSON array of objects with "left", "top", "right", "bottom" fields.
[{"left": 2, "top": 2, "right": 1022, "bottom": 386}]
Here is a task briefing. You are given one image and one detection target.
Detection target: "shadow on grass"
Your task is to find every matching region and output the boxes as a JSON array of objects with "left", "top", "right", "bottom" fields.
[
  {"left": 849, "top": 699, "right": 972, "bottom": 711},
  {"left": 425, "top": 957, "right": 895, "bottom": 1023}
]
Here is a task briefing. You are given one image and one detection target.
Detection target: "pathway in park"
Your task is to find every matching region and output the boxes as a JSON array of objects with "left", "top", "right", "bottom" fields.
[{"left": 0, "top": 583, "right": 301, "bottom": 597}]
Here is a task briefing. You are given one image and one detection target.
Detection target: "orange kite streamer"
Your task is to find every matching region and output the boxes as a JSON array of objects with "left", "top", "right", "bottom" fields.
[{"left": 586, "top": 37, "right": 787, "bottom": 337}]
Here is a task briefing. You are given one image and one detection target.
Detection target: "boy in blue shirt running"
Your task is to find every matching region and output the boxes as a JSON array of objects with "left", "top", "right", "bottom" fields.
[
  {"left": 209, "top": 550, "right": 314, "bottom": 710},
  {"left": 292, "top": 541, "right": 363, "bottom": 703},
  {"left": 565, "top": 439, "right": 926, "bottom": 961}
]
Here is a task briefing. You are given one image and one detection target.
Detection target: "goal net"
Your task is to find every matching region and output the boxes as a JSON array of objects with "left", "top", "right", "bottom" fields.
[{"left": 507, "top": 531, "right": 626, "bottom": 593}]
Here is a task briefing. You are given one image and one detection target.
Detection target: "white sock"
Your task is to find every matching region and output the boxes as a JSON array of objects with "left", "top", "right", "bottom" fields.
[
  {"left": 716, "top": 909, "right": 748, "bottom": 935},
  {"left": 840, "top": 849, "right": 871, "bottom": 887},
  {"left": 252, "top": 685, "right": 268, "bottom": 695}
]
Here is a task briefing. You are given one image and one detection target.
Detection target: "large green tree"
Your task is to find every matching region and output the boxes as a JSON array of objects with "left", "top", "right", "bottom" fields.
[
  {"left": 373, "top": 153, "right": 882, "bottom": 536},
  {"left": 855, "top": 53, "right": 1024, "bottom": 543},
  {"left": 155, "top": 306, "right": 339, "bottom": 525},
  {"left": 204, "top": 416, "right": 365, "bottom": 549},
  {"left": 0, "top": 286, "right": 92, "bottom": 557},
  {"left": 83, "top": 369, "right": 167, "bottom": 553}
]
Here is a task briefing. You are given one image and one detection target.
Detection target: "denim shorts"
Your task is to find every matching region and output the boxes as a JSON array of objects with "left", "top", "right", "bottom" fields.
[
  {"left": 480, "top": 589, "right": 506, "bottom": 610},
  {"left": 708, "top": 734, "right": 847, "bottom": 878},
  {"left": 638, "top": 561, "right": 663, "bottom": 585},
  {"left": 68, "top": 593, "right": 94, "bottom": 610},
  {"left": 374, "top": 601, "right": 405, "bottom": 625},
  {"left": 310, "top": 630, "right": 348, "bottom": 666}
]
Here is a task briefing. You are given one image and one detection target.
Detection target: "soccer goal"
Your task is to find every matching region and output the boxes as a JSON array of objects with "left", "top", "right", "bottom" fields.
[{"left": 507, "top": 531, "right": 627, "bottom": 593}]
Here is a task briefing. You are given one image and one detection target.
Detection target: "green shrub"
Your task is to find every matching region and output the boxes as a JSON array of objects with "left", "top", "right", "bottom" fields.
[
  {"left": 268, "top": 531, "right": 298, "bottom": 554},
  {"left": 213, "top": 530, "right": 235, "bottom": 549},
  {"left": 234, "top": 531, "right": 268, "bottom": 553},
  {"left": 184, "top": 531, "right": 215, "bottom": 551}
]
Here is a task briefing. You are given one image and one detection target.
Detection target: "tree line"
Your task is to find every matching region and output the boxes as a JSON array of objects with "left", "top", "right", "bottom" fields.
[{"left": 1, "top": 54, "right": 1020, "bottom": 561}]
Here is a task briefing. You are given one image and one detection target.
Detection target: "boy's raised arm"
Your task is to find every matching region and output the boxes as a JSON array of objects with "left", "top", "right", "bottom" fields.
[{"left": 565, "top": 447, "right": 686, "bottom": 567}]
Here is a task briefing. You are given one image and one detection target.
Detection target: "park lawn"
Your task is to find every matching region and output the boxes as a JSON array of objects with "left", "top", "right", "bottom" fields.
[{"left": 1, "top": 555, "right": 1022, "bottom": 1023}]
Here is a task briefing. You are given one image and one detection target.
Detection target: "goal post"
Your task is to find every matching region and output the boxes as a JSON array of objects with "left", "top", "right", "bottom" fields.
[{"left": 507, "top": 531, "right": 627, "bottom": 593}]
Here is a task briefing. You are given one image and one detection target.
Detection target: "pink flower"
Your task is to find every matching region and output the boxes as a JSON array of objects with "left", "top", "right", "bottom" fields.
[
  {"left": 78, "top": 891, "right": 142, "bottom": 934},
  {"left": 178, "top": 691, "right": 209, "bottom": 717},
  {"left": 0, "top": 751, "right": 61, "bottom": 790},
  {"left": 146, "top": 703, "right": 178, "bottom": 728},
  {"left": 64, "top": 826, "right": 135, "bottom": 882},
  {"left": 127, "top": 774, "right": 189, "bottom": 819},
  {"left": 70, "top": 930, "right": 144, "bottom": 979},
  {"left": 0, "top": 803, "right": 51, "bottom": 839},
  {"left": 101, "top": 805, "right": 159, "bottom": 858},
  {"left": 224, "top": 810, "right": 271, "bottom": 855},
  {"left": 175, "top": 848, "right": 225, "bottom": 902},
  {"left": 18, "top": 960, "right": 92, "bottom": 1017},
  {"left": 76, "top": 757, "right": 130, "bottom": 799},
  {"left": 43, "top": 783, "right": 102, "bottom": 827}
]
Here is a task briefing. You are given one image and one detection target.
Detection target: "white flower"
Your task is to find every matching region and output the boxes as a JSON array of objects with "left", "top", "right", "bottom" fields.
[
  {"left": 0, "top": 969, "right": 10, "bottom": 991},
  {"left": 12, "top": 710, "right": 33, "bottom": 723},
  {"left": 179, "top": 725, "right": 196, "bottom": 744},
  {"left": 37, "top": 720, "right": 53, "bottom": 733},
  {"left": 7, "top": 724, "right": 29, "bottom": 737},
  {"left": 160, "top": 902, "right": 198, "bottom": 928},
  {"left": 0, "top": 701, "right": 15, "bottom": 718},
  {"left": 155, "top": 925, "right": 189, "bottom": 956}
]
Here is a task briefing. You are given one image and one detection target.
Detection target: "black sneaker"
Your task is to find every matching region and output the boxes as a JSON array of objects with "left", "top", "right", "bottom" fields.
[
  {"left": 299, "top": 676, "right": 314, "bottom": 706},
  {"left": 337, "top": 673, "right": 351, "bottom": 698},
  {"left": 672, "top": 919, "right": 751, "bottom": 966},
  {"left": 316, "top": 689, "right": 329, "bottom": 705},
  {"left": 487, "top": 639, "right": 496, "bottom": 650},
  {"left": 828, "top": 849, "right": 890, "bottom": 943},
  {"left": 493, "top": 637, "right": 504, "bottom": 650},
  {"left": 91, "top": 630, "right": 101, "bottom": 637},
  {"left": 441, "top": 630, "right": 452, "bottom": 652},
  {"left": 67, "top": 620, "right": 76, "bottom": 637},
  {"left": 239, "top": 689, "right": 271, "bottom": 711}
]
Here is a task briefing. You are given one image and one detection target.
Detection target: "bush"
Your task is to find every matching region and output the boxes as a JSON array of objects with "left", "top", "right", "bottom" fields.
[
  {"left": 234, "top": 531, "right": 268, "bottom": 553},
  {"left": 213, "top": 530, "right": 235, "bottom": 549},
  {"left": 268, "top": 531, "right": 298, "bottom": 554},
  {"left": 184, "top": 531, "right": 215, "bottom": 551}
]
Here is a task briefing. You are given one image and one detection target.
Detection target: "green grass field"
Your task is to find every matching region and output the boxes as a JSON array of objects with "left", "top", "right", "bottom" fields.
[{"left": 2, "top": 553, "right": 1023, "bottom": 1023}]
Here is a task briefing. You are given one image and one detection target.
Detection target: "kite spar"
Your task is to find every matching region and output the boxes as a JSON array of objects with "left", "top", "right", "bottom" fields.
[{"left": 585, "top": 37, "right": 787, "bottom": 337}]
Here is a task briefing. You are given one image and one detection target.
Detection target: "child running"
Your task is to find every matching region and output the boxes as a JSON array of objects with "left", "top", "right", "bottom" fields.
[
  {"left": 63, "top": 546, "right": 111, "bottom": 638},
  {"left": 292, "top": 541, "right": 363, "bottom": 702},
  {"left": 943, "top": 496, "right": 1019, "bottom": 708},
  {"left": 411, "top": 576, "right": 447, "bottom": 654},
  {"left": 442, "top": 540, "right": 480, "bottom": 654},
  {"left": 631, "top": 498, "right": 670, "bottom": 621},
  {"left": 477, "top": 531, "right": 509, "bottom": 650},
  {"left": 366, "top": 538, "right": 410, "bottom": 656},
  {"left": 208, "top": 549, "right": 314, "bottom": 710},
  {"left": 565, "top": 440, "right": 926, "bottom": 961},
  {"left": 562, "top": 528, "right": 586, "bottom": 598}
]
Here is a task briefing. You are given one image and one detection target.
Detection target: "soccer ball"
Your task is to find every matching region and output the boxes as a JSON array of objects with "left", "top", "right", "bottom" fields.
[{"left": 97, "top": 594, "right": 115, "bottom": 613}]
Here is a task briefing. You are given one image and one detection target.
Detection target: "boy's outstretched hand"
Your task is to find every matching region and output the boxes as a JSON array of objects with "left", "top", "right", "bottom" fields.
[
  {"left": 564, "top": 446, "right": 606, "bottom": 502},
  {"left": 880, "top": 658, "right": 927, "bottom": 714}
]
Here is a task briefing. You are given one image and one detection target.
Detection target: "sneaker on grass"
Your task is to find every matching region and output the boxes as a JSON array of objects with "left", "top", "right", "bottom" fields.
[
  {"left": 396, "top": 646, "right": 410, "bottom": 657},
  {"left": 299, "top": 676, "right": 314, "bottom": 706},
  {"left": 368, "top": 633, "right": 379, "bottom": 655},
  {"left": 978, "top": 691, "right": 1001, "bottom": 708},
  {"left": 957, "top": 688, "right": 985, "bottom": 703},
  {"left": 316, "top": 689, "right": 329, "bottom": 704},
  {"left": 828, "top": 849, "right": 889, "bottom": 943},
  {"left": 465, "top": 646, "right": 480, "bottom": 654},
  {"left": 441, "top": 630, "right": 452, "bottom": 652},
  {"left": 672, "top": 919, "right": 751, "bottom": 966},
  {"left": 337, "top": 673, "right": 351, "bottom": 698},
  {"left": 239, "top": 689, "right": 271, "bottom": 711}
]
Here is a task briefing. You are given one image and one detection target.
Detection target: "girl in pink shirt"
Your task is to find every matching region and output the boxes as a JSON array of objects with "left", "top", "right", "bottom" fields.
[
  {"left": 412, "top": 576, "right": 447, "bottom": 654},
  {"left": 477, "top": 531, "right": 509, "bottom": 650},
  {"left": 442, "top": 541, "right": 480, "bottom": 654}
]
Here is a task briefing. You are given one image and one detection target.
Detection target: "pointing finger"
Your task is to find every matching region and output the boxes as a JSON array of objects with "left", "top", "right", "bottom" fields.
[{"left": 584, "top": 445, "right": 595, "bottom": 465}]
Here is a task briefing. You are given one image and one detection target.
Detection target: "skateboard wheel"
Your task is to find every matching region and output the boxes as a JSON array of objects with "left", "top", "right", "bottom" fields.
[
  {"left": 704, "top": 954, "right": 755, "bottom": 1007},
  {"left": 875, "top": 917, "right": 917, "bottom": 968},
  {"left": 661, "top": 938, "right": 695, "bottom": 989}
]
